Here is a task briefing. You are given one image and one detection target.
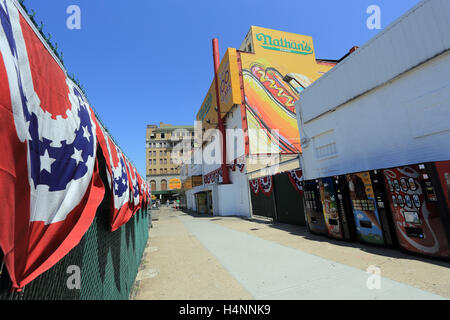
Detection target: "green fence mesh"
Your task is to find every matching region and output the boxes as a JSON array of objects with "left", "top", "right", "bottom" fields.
[
  {"left": 0, "top": 207, "right": 149, "bottom": 300},
  {"left": 0, "top": 153, "right": 149, "bottom": 300}
]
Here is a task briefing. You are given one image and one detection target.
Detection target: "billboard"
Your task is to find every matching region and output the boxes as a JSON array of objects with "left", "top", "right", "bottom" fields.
[
  {"left": 196, "top": 48, "right": 242, "bottom": 132},
  {"left": 240, "top": 26, "right": 335, "bottom": 155},
  {"left": 169, "top": 178, "right": 182, "bottom": 190}
]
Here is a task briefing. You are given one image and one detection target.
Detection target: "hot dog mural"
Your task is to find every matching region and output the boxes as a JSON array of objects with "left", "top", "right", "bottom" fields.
[
  {"left": 196, "top": 27, "right": 336, "bottom": 158},
  {"left": 240, "top": 26, "right": 336, "bottom": 155}
]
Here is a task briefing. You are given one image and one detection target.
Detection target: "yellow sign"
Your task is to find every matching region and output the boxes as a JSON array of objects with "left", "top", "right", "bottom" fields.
[
  {"left": 168, "top": 178, "right": 182, "bottom": 190},
  {"left": 217, "top": 48, "right": 242, "bottom": 113},
  {"left": 151, "top": 195, "right": 157, "bottom": 200},
  {"left": 196, "top": 48, "right": 241, "bottom": 131},
  {"left": 252, "top": 27, "right": 315, "bottom": 58},
  {"left": 196, "top": 80, "right": 216, "bottom": 132},
  {"left": 241, "top": 26, "right": 335, "bottom": 155}
]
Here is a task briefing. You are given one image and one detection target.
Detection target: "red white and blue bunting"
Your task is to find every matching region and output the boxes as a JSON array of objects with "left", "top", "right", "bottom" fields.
[
  {"left": 259, "top": 176, "right": 273, "bottom": 196},
  {"left": 203, "top": 167, "right": 223, "bottom": 185},
  {"left": 227, "top": 155, "right": 245, "bottom": 173},
  {"left": 287, "top": 169, "right": 304, "bottom": 196},
  {"left": 249, "top": 178, "right": 260, "bottom": 195}
]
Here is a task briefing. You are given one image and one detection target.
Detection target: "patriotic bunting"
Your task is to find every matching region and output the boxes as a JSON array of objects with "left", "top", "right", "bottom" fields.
[
  {"left": 259, "top": 176, "right": 274, "bottom": 196},
  {"left": 0, "top": 0, "right": 150, "bottom": 290},
  {"left": 249, "top": 178, "right": 260, "bottom": 195},
  {"left": 287, "top": 169, "right": 304, "bottom": 196}
]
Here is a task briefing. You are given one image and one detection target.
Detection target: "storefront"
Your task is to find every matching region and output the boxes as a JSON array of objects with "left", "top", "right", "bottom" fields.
[{"left": 194, "top": 191, "right": 213, "bottom": 215}]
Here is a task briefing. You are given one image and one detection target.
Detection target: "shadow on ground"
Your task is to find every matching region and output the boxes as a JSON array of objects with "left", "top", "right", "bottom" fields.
[{"left": 181, "top": 209, "right": 450, "bottom": 268}]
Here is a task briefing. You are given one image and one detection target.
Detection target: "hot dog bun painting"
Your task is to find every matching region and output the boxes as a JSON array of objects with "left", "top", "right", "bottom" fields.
[
  {"left": 243, "top": 60, "right": 303, "bottom": 153},
  {"left": 240, "top": 27, "right": 336, "bottom": 155}
]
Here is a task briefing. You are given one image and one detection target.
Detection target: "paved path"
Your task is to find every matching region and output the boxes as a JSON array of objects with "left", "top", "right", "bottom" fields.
[{"left": 134, "top": 209, "right": 449, "bottom": 300}]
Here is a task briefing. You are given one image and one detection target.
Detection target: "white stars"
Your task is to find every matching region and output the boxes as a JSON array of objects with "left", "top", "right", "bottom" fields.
[
  {"left": 71, "top": 147, "right": 83, "bottom": 166},
  {"left": 82, "top": 126, "right": 91, "bottom": 142},
  {"left": 40, "top": 149, "right": 56, "bottom": 173}
]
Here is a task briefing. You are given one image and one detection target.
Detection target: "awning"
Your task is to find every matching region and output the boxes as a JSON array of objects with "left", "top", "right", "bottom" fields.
[{"left": 151, "top": 190, "right": 180, "bottom": 196}]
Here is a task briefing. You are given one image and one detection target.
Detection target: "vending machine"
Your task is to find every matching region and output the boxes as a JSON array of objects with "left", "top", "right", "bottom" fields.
[
  {"left": 382, "top": 161, "right": 450, "bottom": 259},
  {"left": 303, "top": 180, "right": 328, "bottom": 235},
  {"left": 346, "top": 171, "right": 397, "bottom": 246},
  {"left": 318, "top": 176, "right": 357, "bottom": 241}
]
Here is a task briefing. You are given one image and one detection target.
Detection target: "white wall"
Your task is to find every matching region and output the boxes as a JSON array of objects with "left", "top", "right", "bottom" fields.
[
  {"left": 298, "top": 50, "right": 450, "bottom": 180},
  {"left": 201, "top": 105, "right": 251, "bottom": 217},
  {"left": 299, "top": 0, "right": 450, "bottom": 124},
  {"left": 214, "top": 166, "right": 251, "bottom": 217}
]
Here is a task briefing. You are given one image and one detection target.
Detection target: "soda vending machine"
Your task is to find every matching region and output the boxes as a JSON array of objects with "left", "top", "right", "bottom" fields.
[
  {"left": 303, "top": 180, "right": 328, "bottom": 235},
  {"left": 382, "top": 161, "right": 450, "bottom": 259},
  {"left": 318, "top": 176, "right": 357, "bottom": 241},
  {"left": 346, "top": 171, "right": 397, "bottom": 246}
]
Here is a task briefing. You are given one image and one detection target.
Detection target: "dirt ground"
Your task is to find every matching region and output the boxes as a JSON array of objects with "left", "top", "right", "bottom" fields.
[{"left": 133, "top": 208, "right": 450, "bottom": 299}]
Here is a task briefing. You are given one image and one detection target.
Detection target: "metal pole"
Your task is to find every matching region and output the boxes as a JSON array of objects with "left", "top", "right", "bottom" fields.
[{"left": 212, "top": 38, "right": 231, "bottom": 184}]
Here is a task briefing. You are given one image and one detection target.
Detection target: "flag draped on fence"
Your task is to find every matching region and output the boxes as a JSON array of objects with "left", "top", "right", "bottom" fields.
[
  {"left": 0, "top": 0, "right": 105, "bottom": 290},
  {"left": 0, "top": 0, "right": 150, "bottom": 290}
]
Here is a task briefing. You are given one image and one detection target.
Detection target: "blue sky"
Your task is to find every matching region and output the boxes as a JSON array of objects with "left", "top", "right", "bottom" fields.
[{"left": 26, "top": 0, "right": 420, "bottom": 176}]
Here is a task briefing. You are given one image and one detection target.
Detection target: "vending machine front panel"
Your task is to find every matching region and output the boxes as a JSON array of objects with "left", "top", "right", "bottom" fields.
[
  {"left": 334, "top": 175, "right": 358, "bottom": 241},
  {"left": 435, "top": 161, "right": 450, "bottom": 215},
  {"left": 346, "top": 172, "right": 385, "bottom": 245},
  {"left": 383, "top": 164, "right": 450, "bottom": 258},
  {"left": 303, "top": 180, "right": 328, "bottom": 235},
  {"left": 319, "top": 177, "right": 344, "bottom": 239}
]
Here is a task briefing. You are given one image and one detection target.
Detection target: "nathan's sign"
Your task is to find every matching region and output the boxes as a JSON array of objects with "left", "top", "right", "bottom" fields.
[
  {"left": 255, "top": 32, "right": 313, "bottom": 55},
  {"left": 196, "top": 49, "right": 241, "bottom": 131},
  {"left": 217, "top": 48, "right": 242, "bottom": 112},
  {"left": 196, "top": 80, "right": 217, "bottom": 131},
  {"left": 198, "top": 91, "right": 213, "bottom": 122}
]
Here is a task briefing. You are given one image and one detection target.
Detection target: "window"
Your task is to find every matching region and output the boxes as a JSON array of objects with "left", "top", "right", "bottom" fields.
[
  {"left": 161, "top": 180, "right": 167, "bottom": 191},
  {"left": 150, "top": 180, "right": 156, "bottom": 191},
  {"left": 164, "top": 159, "right": 167, "bottom": 164},
  {"left": 149, "top": 159, "right": 152, "bottom": 165},
  {"left": 161, "top": 133, "right": 165, "bottom": 139}
]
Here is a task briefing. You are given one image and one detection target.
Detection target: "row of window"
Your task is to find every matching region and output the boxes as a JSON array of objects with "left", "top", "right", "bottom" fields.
[
  {"left": 148, "top": 150, "right": 172, "bottom": 156},
  {"left": 149, "top": 180, "right": 167, "bottom": 191},
  {"left": 148, "top": 150, "right": 185, "bottom": 158},
  {"left": 148, "top": 142, "right": 172, "bottom": 148},
  {"left": 148, "top": 168, "right": 178, "bottom": 174},
  {"left": 149, "top": 158, "right": 175, "bottom": 165},
  {"left": 150, "top": 131, "right": 194, "bottom": 140}
]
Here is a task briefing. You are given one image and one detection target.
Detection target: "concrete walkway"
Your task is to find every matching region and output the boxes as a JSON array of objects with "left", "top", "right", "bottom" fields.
[{"left": 134, "top": 208, "right": 449, "bottom": 300}]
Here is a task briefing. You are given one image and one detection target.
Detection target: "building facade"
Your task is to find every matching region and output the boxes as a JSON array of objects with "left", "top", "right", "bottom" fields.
[
  {"left": 296, "top": 0, "right": 450, "bottom": 180},
  {"left": 146, "top": 122, "right": 194, "bottom": 202},
  {"left": 183, "top": 26, "right": 338, "bottom": 217}
]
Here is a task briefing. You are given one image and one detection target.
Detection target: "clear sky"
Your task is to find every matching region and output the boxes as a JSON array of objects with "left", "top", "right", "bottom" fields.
[{"left": 25, "top": 0, "right": 421, "bottom": 176}]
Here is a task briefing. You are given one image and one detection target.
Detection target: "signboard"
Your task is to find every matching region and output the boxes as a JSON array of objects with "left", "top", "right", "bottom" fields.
[
  {"left": 241, "top": 26, "right": 335, "bottom": 155},
  {"left": 169, "top": 178, "right": 182, "bottom": 190},
  {"left": 217, "top": 48, "right": 242, "bottom": 113},
  {"left": 196, "top": 81, "right": 217, "bottom": 132},
  {"left": 196, "top": 48, "right": 241, "bottom": 132}
]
